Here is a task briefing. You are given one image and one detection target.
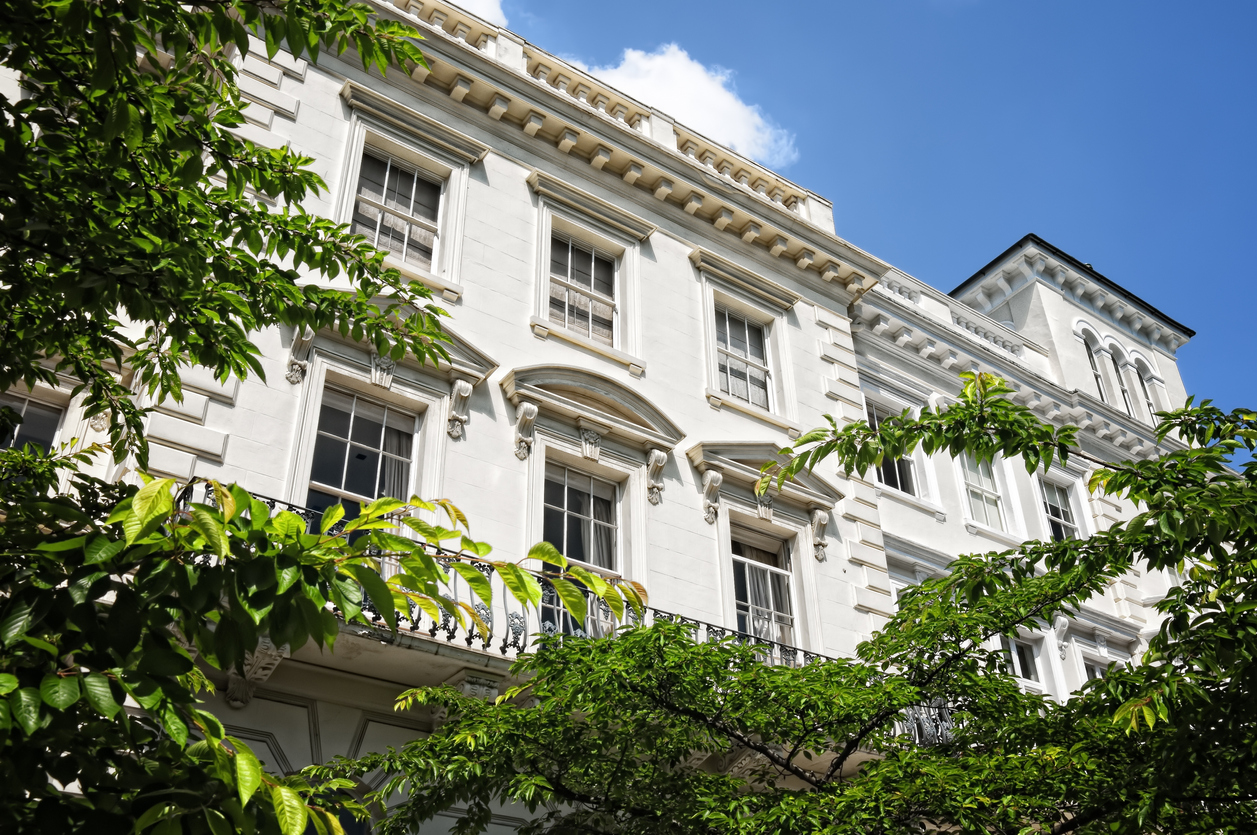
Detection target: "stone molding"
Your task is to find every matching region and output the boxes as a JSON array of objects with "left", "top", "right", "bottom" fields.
[
  {"left": 527, "top": 169, "right": 656, "bottom": 241},
  {"left": 339, "top": 80, "right": 490, "bottom": 164}
]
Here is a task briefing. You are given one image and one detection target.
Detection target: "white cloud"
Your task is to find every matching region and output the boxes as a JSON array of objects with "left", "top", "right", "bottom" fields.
[
  {"left": 585, "top": 44, "right": 798, "bottom": 169},
  {"left": 454, "top": 0, "right": 507, "bottom": 26}
]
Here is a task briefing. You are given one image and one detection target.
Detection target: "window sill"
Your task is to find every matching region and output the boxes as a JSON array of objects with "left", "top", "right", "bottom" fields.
[
  {"left": 384, "top": 256, "right": 465, "bottom": 303},
  {"left": 962, "top": 520, "right": 1024, "bottom": 548},
  {"left": 529, "top": 316, "right": 646, "bottom": 378},
  {"left": 875, "top": 486, "right": 947, "bottom": 523},
  {"left": 704, "top": 388, "right": 802, "bottom": 439}
]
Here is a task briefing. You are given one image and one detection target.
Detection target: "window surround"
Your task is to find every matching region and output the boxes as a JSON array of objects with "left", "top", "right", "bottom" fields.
[
  {"left": 337, "top": 81, "right": 486, "bottom": 303},
  {"left": 1035, "top": 466, "right": 1092, "bottom": 543},
  {"left": 287, "top": 327, "right": 499, "bottom": 511},
  {"left": 687, "top": 441, "right": 839, "bottom": 644},
  {"left": 503, "top": 365, "right": 686, "bottom": 582},
  {"left": 725, "top": 513, "right": 804, "bottom": 647},
  {"left": 954, "top": 452, "right": 1024, "bottom": 544},
  {"left": 861, "top": 389, "right": 935, "bottom": 503},
  {"left": 0, "top": 386, "right": 70, "bottom": 453},
  {"left": 527, "top": 170, "right": 650, "bottom": 376},
  {"left": 1000, "top": 633, "right": 1046, "bottom": 695},
  {"left": 692, "top": 248, "right": 802, "bottom": 438}
]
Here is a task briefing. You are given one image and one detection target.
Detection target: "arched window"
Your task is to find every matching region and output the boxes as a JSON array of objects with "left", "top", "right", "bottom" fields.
[
  {"left": 1109, "top": 352, "right": 1134, "bottom": 417},
  {"left": 1085, "top": 340, "right": 1107, "bottom": 404},
  {"left": 1135, "top": 365, "right": 1157, "bottom": 423}
]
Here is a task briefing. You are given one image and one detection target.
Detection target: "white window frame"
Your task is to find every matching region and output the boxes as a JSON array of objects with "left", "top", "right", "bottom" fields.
[
  {"left": 1109, "top": 351, "right": 1135, "bottom": 417},
  {"left": 540, "top": 461, "right": 620, "bottom": 573},
  {"left": 714, "top": 305, "right": 774, "bottom": 412},
  {"left": 0, "top": 389, "right": 67, "bottom": 453},
  {"left": 530, "top": 203, "right": 643, "bottom": 372},
  {"left": 525, "top": 431, "right": 645, "bottom": 585},
  {"left": 1038, "top": 476, "right": 1082, "bottom": 542},
  {"left": 729, "top": 522, "right": 797, "bottom": 646},
  {"left": 1085, "top": 338, "right": 1109, "bottom": 405},
  {"left": 701, "top": 282, "right": 798, "bottom": 429},
  {"left": 1001, "top": 634, "right": 1044, "bottom": 693},
  {"left": 864, "top": 398, "right": 921, "bottom": 499},
  {"left": 288, "top": 350, "right": 448, "bottom": 515},
  {"left": 545, "top": 231, "right": 619, "bottom": 349},
  {"left": 336, "top": 120, "right": 471, "bottom": 302},
  {"left": 960, "top": 453, "right": 1008, "bottom": 533}
]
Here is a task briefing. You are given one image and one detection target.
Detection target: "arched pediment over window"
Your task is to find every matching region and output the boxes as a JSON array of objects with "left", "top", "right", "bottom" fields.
[
  {"left": 686, "top": 441, "right": 843, "bottom": 522},
  {"left": 501, "top": 365, "right": 686, "bottom": 452}
]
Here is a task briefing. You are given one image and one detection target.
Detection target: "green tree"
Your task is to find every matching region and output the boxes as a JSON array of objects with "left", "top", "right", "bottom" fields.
[
  {"left": 0, "top": 1, "right": 635, "bottom": 833},
  {"left": 340, "top": 374, "right": 1257, "bottom": 835}
]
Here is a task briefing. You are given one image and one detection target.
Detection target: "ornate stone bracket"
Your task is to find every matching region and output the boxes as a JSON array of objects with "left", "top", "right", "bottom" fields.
[
  {"left": 1053, "top": 615, "right": 1070, "bottom": 659},
  {"left": 702, "top": 469, "right": 723, "bottom": 524},
  {"left": 88, "top": 411, "right": 111, "bottom": 433},
  {"left": 432, "top": 668, "right": 504, "bottom": 728},
  {"left": 756, "top": 492, "right": 774, "bottom": 522},
  {"left": 225, "top": 636, "right": 289, "bottom": 709},
  {"left": 514, "top": 402, "right": 538, "bottom": 460},
  {"left": 285, "top": 326, "right": 315, "bottom": 384},
  {"left": 810, "top": 508, "right": 829, "bottom": 562},
  {"left": 447, "top": 378, "right": 474, "bottom": 439},
  {"left": 370, "top": 348, "right": 396, "bottom": 389},
  {"left": 1094, "top": 628, "right": 1109, "bottom": 658},
  {"left": 646, "top": 449, "right": 667, "bottom": 505},
  {"left": 577, "top": 417, "right": 608, "bottom": 462}
]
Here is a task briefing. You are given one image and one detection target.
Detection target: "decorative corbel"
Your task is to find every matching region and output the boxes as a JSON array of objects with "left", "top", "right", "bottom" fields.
[
  {"left": 513, "top": 402, "right": 538, "bottom": 460},
  {"left": 1094, "top": 628, "right": 1109, "bottom": 658},
  {"left": 810, "top": 508, "right": 829, "bottom": 562},
  {"left": 369, "top": 347, "right": 396, "bottom": 389},
  {"left": 225, "top": 635, "right": 289, "bottom": 709},
  {"left": 433, "top": 669, "right": 504, "bottom": 728},
  {"left": 646, "top": 449, "right": 667, "bottom": 505},
  {"left": 285, "top": 325, "right": 315, "bottom": 384},
  {"left": 756, "top": 492, "right": 774, "bottom": 522},
  {"left": 576, "top": 418, "right": 608, "bottom": 463},
  {"left": 1053, "top": 615, "right": 1070, "bottom": 659},
  {"left": 447, "top": 379, "right": 474, "bottom": 439},
  {"left": 701, "top": 469, "right": 723, "bottom": 524}
]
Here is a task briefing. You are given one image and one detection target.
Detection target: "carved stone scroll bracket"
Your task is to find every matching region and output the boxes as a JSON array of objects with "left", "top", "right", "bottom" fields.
[
  {"left": 433, "top": 668, "right": 505, "bottom": 729},
  {"left": 646, "top": 449, "right": 667, "bottom": 505},
  {"left": 810, "top": 508, "right": 830, "bottom": 562},
  {"left": 1053, "top": 615, "right": 1070, "bottom": 659},
  {"left": 1094, "top": 628, "right": 1110, "bottom": 658},
  {"left": 514, "top": 402, "right": 538, "bottom": 460},
  {"left": 225, "top": 636, "right": 289, "bottom": 709},
  {"left": 576, "top": 417, "right": 610, "bottom": 462},
  {"left": 369, "top": 347, "right": 397, "bottom": 389},
  {"left": 702, "top": 469, "right": 723, "bottom": 524},
  {"left": 756, "top": 492, "right": 774, "bottom": 523},
  {"left": 88, "top": 411, "right": 111, "bottom": 433},
  {"left": 285, "top": 326, "right": 316, "bottom": 384},
  {"left": 447, "top": 378, "right": 474, "bottom": 439}
]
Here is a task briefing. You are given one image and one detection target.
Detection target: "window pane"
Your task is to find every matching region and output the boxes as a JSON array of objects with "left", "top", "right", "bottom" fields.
[
  {"left": 565, "top": 515, "right": 587, "bottom": 564},
  {"left": 748, "top": 366, "right": 769, "bottom": 409},
  {"left": 726, "top": 356, "right": 750, "bottom": 402},
  {"left": 343, "top": 447, "right": 380, "bottom": 497},
  {"left": 567, "top": 472, "right": 592, "bottom": 514},
  {"left": 357, "top": 153, "right": 388, "bottom": 203},
  {"left": 984, "top": 494, "right": 1004, "bottom": 531},
  {"left": 548, "top": 282, "right": 568, "bottom": 327},
  {"left": 569, "top": 291, "right": 591, "bottom": 336},
  {"left": 351, "top": 399, "right": 385, "bottom": 447},
  {"left": 590, "top": 298, "right": 614, "bottom": 346},
  {"left": 384, "top": 163, "right": 415, "bottom": 213},
  {"left": 593, "top": 254, "right": 614, "bottom": 298},
  {"left": 310, "top": 435, "right": 347, "bottom": 488},
  {"left": 570, "top": 243, "right": 593, "bottom": 289},
  {"left": 12, "top": 402, "right": 61, "bottom": 451},
  {"left": 967, "top": 489, "right": 988, "bottom": 527},
  {"left": 727, "top": 313, "right": 748, "bottom": 358},
  {"left": 549, "top": 236, "right": 569, "bottom": 278},
  {"left": 542, "top": 506, "right": 564, "bottom": 553},
  {"left": 715, "top": 309, "right": 728, "bottom": 349},
  {"left": 747, "top": 321, "right": 766, "bottom": 363},
  {"left": 376, "top": 455, "right": 410, "bottom": 499},
  {"left": 306, "top": 489, "right": 360, "bottom": 525},
  {"left": 351, "top": 201, "right": 381, "bottom": 243},
  {"left": 544, "top": 467, "right": 565, "bottom": 507},
  {"left": 1016, "top": 643, "right": 1038, "bottom": 682},
  {"left": 318, "top": 391, "right": 354, "bottom": 437},
  {"left": 895, "top": 459, "right": 916, "bottom": 496},
  {"left": 383, "top": 410, "right": 413, "bottom": 459},
  {"left": 412, "top": 177, "right": 440, "bottom": 222},
  {"left": 404, "top": 223, "right": 434, "bottom": 270}
]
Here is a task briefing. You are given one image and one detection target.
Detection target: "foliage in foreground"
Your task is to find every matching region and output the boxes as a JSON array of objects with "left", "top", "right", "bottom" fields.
[
  {"left": 1, "top": 0, "right": 443, "bottom": 465},
  {"left": 0, "top": 446, "right": 640, "bottom": 834},
  {"left": 338, "top": 376, "right": 1257, "bottom": 835}
]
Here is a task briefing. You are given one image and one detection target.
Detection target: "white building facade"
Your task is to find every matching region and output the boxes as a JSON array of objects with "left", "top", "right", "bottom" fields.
[{"left": 3, "top": 1, "right": 1196, "bottom": 827}]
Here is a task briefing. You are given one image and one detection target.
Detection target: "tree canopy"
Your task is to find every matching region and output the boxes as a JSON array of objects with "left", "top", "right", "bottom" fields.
[
  {"left": 339, "top": 375, "right": 1257, "bottom": 835},
  {"left": 0, "top": 1, "right": 633, "bottom": 833}
]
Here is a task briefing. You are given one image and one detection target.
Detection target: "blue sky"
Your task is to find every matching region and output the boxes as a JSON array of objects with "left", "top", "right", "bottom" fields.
[{"left": 463, "top": 0, "right": 1257, "bottom": 412}]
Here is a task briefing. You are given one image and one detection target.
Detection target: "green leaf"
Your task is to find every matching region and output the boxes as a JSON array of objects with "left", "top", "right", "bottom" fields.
[
  {"left": 528, "top": 541, "right": 566, "bottom": 570},
  {"left": 548, "top": 577, "right": 588, "bottom": 624},
  {"left": 343, "top": 564, "right": 397, "bottom": 630},
  {"left": 0, "top": 673, "right": 17, "bottom": 695},
  {"left": 320, "top": 502, "right": 345, "bottom": 533},
  {"left": 272, "top": 784, "right": 308, "bottom": 835},
  {"left": 11, "top": 687, "right": 42, "bottom": 734},
  {"left": 231, "top": 736, "right": 264, "bottom": 806},
  {"left": 83, "top": 673, "right": 120, "bottom": 718},
  {"left": 191, "top": 506, "right": 230, "bottom": 556},
  {"left": 40, "top": 674, "right": 80, "bottom": 709},
  {"left": 568, "top": 565, "right": 609, "bottom": 598},
  {"left": 1, "top": 602, "right": 34, "bottom": 646},
  {"left": 495, "top": 562, "right": 542, "bottom": 609},
  {"left": 450, "top": 562, "right": 492, "bottom": 607},
  {"left": 84, "top": 535, "right": 126, "bottom": 565},
  {"left": 133, "top": 477, "right": 175, "bottom": 527}
]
